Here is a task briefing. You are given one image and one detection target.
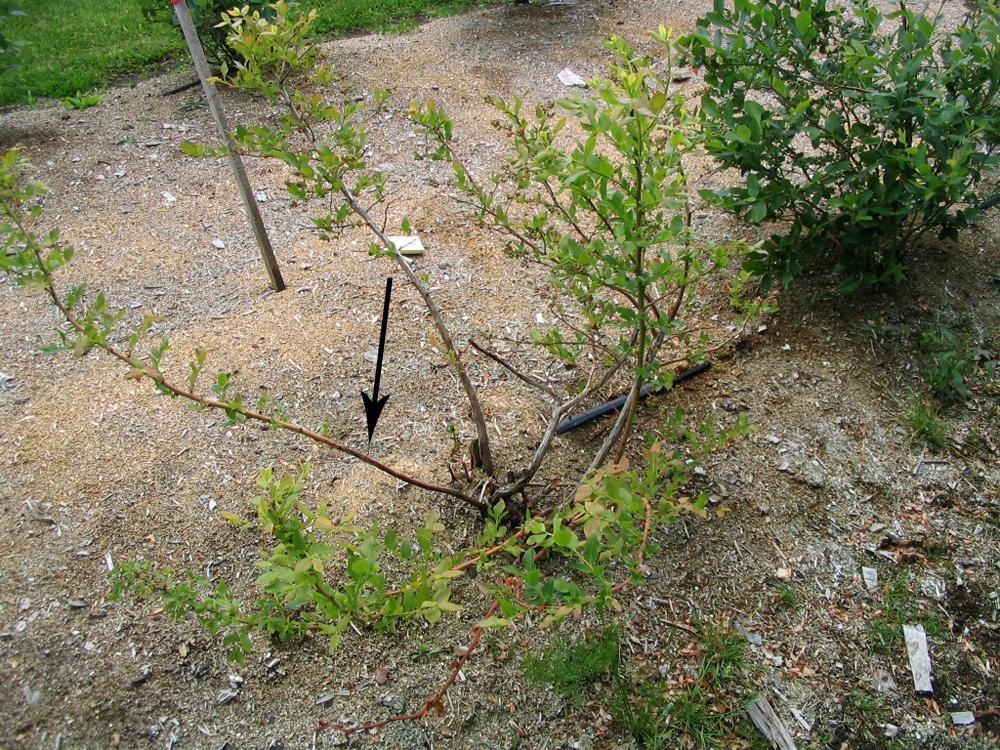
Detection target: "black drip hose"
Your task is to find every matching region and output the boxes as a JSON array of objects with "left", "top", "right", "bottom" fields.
[{"left": 555, "top": 361, "right": 712, "bottom": 435}]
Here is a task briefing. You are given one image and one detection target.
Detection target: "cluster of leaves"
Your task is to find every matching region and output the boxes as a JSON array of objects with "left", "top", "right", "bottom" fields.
[
  {"left": 140, "top": 0, "right": 276, "bottom": 73},
  {"left": 906, "top": 325, "right": 996, "bottom": 450},
  {"left": 110, "top": 413, "right": 749, "bottom": 661},
  {"left": 111, "top": 466, "right": 466, "bottom": 660},
  {"left": 215, "top": 1, "right": 320, "bottom": 92},
  {"left": 62, "top": 91, "right": 103, "bottom": 111},
  {"left": 917, "top": 327, "right": 995, "bottom": 403},
  {"left": 681, "top": 0, "right": 1000, "bottom": 290}
]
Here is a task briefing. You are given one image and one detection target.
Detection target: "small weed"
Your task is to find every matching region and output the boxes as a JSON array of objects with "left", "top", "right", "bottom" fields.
[
  {"left": 695, "top": 621, "right": 748, "bottom": 688},
  {"left": 847, "top": 688, "right": 884, "bottom": 718},
  {"left": 523, "top": 625, "right": 620, "bottom": 702},
  {"left": 445, "top": 422, "right": 461, "bottom": 456},
  {"left": 178, "top": 94, "right": 206, "bottom": 114},
  {"left": 607, "top": 623, "right": 754, "bottom": 749},
  {"left": 918, "top": 328, "right": 994, "bottom": 403},
  {"left": 868, "top": 573, "right": 948, "bottom": 654},
  {"left": 407, "top": 643, "right": 443, "bottom": 662},
  {"left": 610, "top": 680, "right": 671, "bottom": 748},
  {"left": 668, "top": 686, "right": 731, "bottom": 747},
  {"left": 61, "top": 91, "right": 102, "bottom": 110},
  {"left": 776, "top": 587, "right": 799, "bottom": 609},
  {"left": 907, "top": 399, "right": 950, "bottom": 451}
]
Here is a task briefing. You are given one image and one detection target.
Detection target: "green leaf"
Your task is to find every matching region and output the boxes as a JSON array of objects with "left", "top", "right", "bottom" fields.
[
  {"left": 795, "top": 10, "right": 812, "bottom": 37},
  {"left": 179, "top": 141, "right": 206, "bottom": 157},
  {"left": 477, "top": 616, "right": 512, "bottom": 629},
  {"left": 552, "top": 525, "right": 577, "bottom": 549},
  {"left": 348, "top": 557, "right": 370, "bottom": 579}
]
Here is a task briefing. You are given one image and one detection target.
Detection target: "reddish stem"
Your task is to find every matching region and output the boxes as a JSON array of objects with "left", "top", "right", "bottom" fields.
[{"left": 334, "top": 599, "right": 501, "bottom": 737}]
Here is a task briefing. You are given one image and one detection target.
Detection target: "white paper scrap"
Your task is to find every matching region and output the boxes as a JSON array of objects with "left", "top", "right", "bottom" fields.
[
  {"left": 557, "top": 68, "right": 587, "bottom": 87},
  {"left": 387, "top": 235, "right": 425, "bottom": 256}
]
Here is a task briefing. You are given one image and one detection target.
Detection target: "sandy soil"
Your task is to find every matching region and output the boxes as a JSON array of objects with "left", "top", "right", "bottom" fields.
[{"left": 1, "top": 1, "right": 998, "bottom": 748}]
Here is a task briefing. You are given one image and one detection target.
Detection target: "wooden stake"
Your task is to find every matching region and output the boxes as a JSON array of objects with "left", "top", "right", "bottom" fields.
[
  {"left": 746, "top": 695, "right": 798, "bottom": 750},
  {"left": 171, "top": 0, "right": 285, "bottom": 292}
]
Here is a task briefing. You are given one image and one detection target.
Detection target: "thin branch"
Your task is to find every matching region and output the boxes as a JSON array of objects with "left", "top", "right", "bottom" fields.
[
  {"left": 334, "top": 599, "right": 500, "bottom": 737},
  {"left": 587, "top": 332, "right": 667, "bottom": 473},
  {"left": 494, "top": 366, "right": 598, "bottom": 500},
  {"left": 469, "top": 339, "right": 558, "bottom": 397},
  {"left": 338, "top": 187, "right": 496, "bottom": 477}
]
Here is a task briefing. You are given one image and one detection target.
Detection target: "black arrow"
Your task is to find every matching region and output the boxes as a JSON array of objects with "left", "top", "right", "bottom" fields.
[{"left": 361, "top": 277, "right": 393, "bottom": 443}]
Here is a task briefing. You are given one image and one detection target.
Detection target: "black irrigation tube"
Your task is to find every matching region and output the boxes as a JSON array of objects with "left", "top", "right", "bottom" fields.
[{"left": 555, "top": 361, "right": 712, "bottom": 435}]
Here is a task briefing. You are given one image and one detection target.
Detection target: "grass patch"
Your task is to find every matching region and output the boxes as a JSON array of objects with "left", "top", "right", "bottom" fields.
[
  {"left": 906, "top": 399, "right": 950, "bottom": 451},
  {"left": 523, "top": 621, "right": 762, "bottom": 749},
  {"left": 522, "top": 624, "right": 620, "bottom": 702},
  {"left": 310, "top": 0, "right": 476, "bottom": 36},
  {"left": 609, "top": 624, "right": 753, "bottom": 748},
  {"left": 868, "top": 573, "right": 948, "bottom": 655},
  {"left": 847, "top": 688, "right": 885, "bottom": 718},
  {"left": 0, "top": 0, "right": 478, "bottom": 107},
  {"left": 0, "top": 0, "right": 185, "bottom": 106}
]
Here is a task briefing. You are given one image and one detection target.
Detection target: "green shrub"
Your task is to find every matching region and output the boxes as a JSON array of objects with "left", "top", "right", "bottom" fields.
[
  {"left": 681, "top": 0, "right": 1000, "bottom": 291},
  {"left": 918, "top": 327, "right": 994, "bottom": 403},
  {"left": 141, "top": 0, "right": 276, "bottom": 71}
]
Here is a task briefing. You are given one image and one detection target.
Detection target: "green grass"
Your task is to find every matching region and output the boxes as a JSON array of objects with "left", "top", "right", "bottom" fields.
[
  {"left": 523, "top": 625, "right": 621, "bottom": 702},
  {"left": 310, "top": 0, "right": 476, "bottom": 36},
  {"left": 523, "top": 624, "right": 767, "bottom": 750},
  {"left": 0, "top": 0, "right": 477, "bottom": 107},
  {"left": 0, "top": 0, "right": 185, "bottom": 106},
  {"left": 613, "top": 623, "right": 753, "bottom": 749},
  {"left": 907, "top": 399, "right": 950, "bottom": 451},
  {"left": 868, "top": 573, "right": 948, "bottom": 655},
  {"left": 524, "top": 621, "right": 767, "bottom": 748}
]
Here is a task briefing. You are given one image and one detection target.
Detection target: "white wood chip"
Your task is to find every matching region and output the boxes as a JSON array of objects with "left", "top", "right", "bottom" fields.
[
  {"left": 903, "top": 624, "right": 933, "bottom": 694},
  {"left": 862, "top": 566, "right": 879, "bottom": 591}
]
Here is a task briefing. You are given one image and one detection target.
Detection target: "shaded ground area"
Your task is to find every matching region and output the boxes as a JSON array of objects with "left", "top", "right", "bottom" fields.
[{"left": 0, "top": 0, "right": 997, "bottom": 748}]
